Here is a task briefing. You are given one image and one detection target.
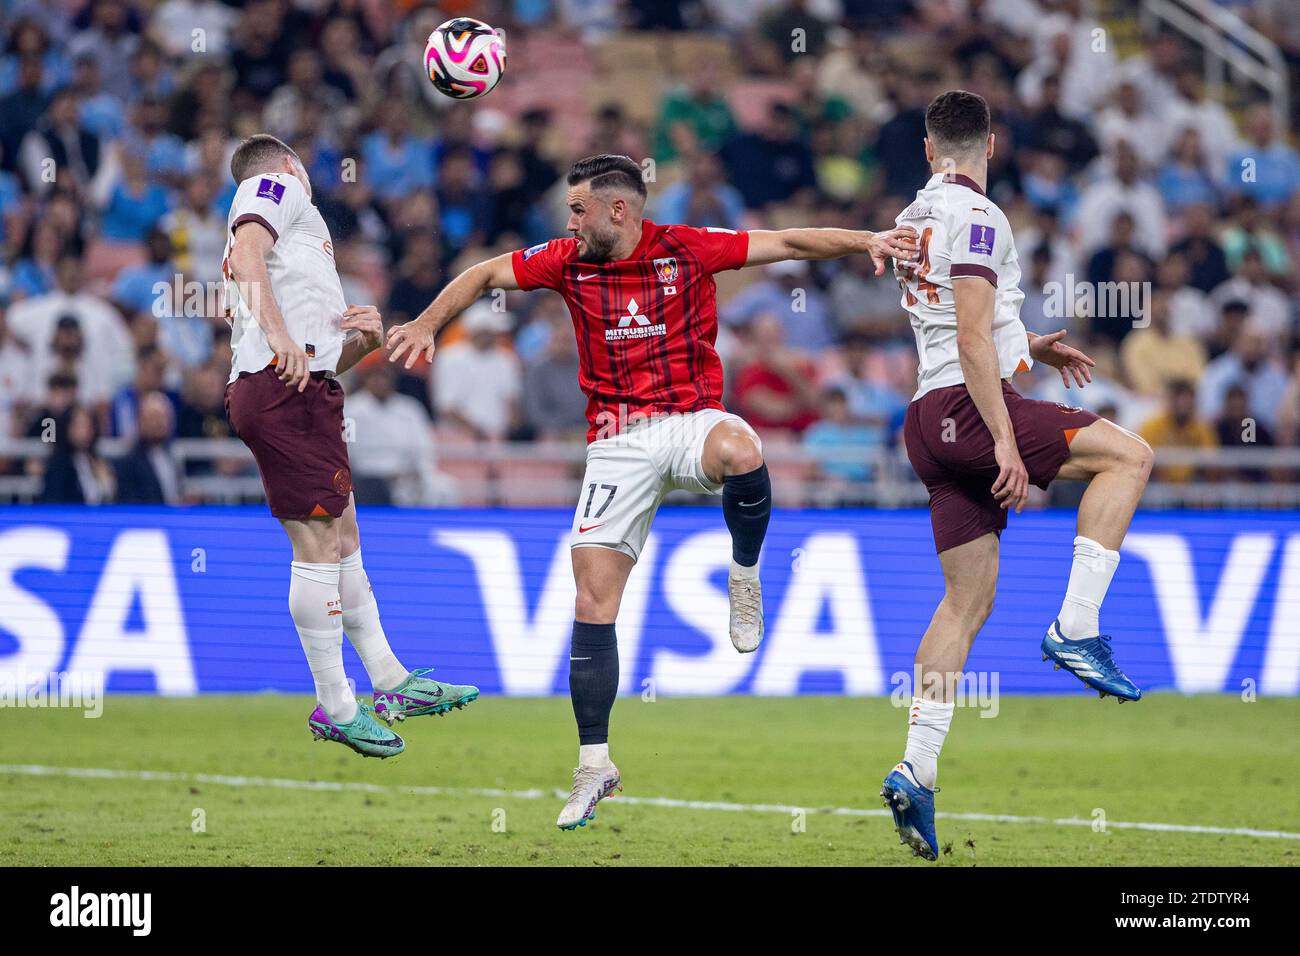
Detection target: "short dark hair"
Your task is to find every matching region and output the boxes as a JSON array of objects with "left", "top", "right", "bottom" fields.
[
  {"left": 925, "top": 90, "right": 990, "bottom": 155},
  {"left": 566, "top": 154, "right": 646, "bottom": 200},
  {"left": 230, "top": 134, "right": 298, "bottom": 183}
]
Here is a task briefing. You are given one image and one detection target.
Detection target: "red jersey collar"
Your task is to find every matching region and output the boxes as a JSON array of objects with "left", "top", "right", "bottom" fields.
[{"left": 623, "top": 219, "right": 657, "bottom": 261}]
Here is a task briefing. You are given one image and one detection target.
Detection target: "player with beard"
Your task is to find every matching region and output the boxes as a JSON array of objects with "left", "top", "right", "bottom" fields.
[{"left": 387, "top": 154, "right": 918, "bottom": 829}]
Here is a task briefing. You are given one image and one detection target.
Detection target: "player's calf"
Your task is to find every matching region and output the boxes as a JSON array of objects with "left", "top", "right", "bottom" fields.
[
  {"left": 720, "top": 450, "right": 770, "bottom": 654},
  {"left": 1046, "top": 423, "right": 1152, "bottom": 700},
  {"left": 557, "top": 614, "right": 623, "bottom": 829}
]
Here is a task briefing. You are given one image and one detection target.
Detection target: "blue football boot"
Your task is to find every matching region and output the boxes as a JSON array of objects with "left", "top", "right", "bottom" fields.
[
  {"left": 880, "top": 761, "right": 939, "bottom": 861},
  {"left": 1041, "top": 620, "right": 1142, "bottom": 702}
]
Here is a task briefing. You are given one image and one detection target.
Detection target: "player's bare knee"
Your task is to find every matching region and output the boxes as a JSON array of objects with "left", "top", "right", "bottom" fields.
[
  {"left": 718, "top": 430, "right": 763, "bottom": 476},
  {"left": 574, "top": 587, "right": 616, "bottom": 624},
  {"left": 1107, "top": 432, "right": 1153, "bottom": 483},
  {"left": 574, "top": 573, "right": 619, "bottom": 623},
  {"left": 946, "top": 578, "right": 995, "bottom": 627},
  {"left": 1130, "top": 435, "right": 1154, "bottom": 483}
]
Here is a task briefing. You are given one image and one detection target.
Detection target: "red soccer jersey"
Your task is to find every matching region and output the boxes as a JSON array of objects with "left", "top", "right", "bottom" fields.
[{"left": 511, "top": 219, "right": 749, "bottom": 442}]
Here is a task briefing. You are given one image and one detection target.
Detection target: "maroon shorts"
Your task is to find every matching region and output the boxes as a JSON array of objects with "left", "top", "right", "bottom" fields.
[
  {"left": 225, "top": 367, "right": 352, "bottom": 520},
  {"left": 903, "top": 380, "right": 1097, "bottom": 553}
]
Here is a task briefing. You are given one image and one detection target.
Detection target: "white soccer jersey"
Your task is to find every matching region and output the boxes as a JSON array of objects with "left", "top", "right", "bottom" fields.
[
  {"left": 894, "top": 172, "right": 1031, "bottom": 400},
  {"left": 222, "top": 173, "right": 347, "bottom": 383}
]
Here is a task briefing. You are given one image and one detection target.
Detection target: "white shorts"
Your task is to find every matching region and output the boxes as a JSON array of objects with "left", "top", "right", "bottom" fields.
[{"left": 570, "top": 408, "right": 760, "bottom": 562}]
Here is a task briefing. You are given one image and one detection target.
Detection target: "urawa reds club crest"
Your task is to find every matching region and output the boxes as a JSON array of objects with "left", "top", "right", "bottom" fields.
[{"left": 653, "top": 257, "right": 678, "bottom": 284}]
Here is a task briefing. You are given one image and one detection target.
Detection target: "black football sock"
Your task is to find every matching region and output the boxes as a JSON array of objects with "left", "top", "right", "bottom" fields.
[
  {"left": 569, "top": 621, "right": 618, "bottom": 745},
  {"left": 722, "top": 463, "right": 772, "bottom": 567}
]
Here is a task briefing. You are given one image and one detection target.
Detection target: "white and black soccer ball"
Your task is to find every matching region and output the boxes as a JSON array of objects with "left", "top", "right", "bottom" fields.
[{"left": 423, "top": 17, "right": 507, "bottom": 100}]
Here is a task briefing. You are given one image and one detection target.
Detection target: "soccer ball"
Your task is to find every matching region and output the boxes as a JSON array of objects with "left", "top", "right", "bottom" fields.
[{"left": 424, "top": 17, "right": 507, "bottom": 100}]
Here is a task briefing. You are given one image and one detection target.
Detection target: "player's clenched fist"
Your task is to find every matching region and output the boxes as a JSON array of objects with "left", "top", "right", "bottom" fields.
[
  {"left": 342, "top": 304, "right": 384, "bottom": 354},
  {"left": 385, "top": 319, "right": 437, "bottom": 370},
  {"left": 266, "top": 328, "right": 310, "bottom": 392},
  {"left": 867, "top": 226, "right": 920, "bottom": 275}
]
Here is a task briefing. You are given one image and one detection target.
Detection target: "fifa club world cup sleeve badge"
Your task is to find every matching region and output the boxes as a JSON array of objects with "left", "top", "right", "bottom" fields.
[
  {"left": 257, "top": 178, "right": 286, "bottom": 204},
  {"left": 969, "top": 224, "right": 995, "bottom": 255}
]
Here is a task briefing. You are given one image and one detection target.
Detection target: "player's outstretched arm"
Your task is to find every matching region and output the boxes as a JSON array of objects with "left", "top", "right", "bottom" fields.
[
  {"left": 336, "top": 305, "right": 385, "bottom": 375},
  {"left": 745, "top": 226, "right": 918, "bottom": 275},
  {"left": 386, "top": 252, "right": 519, "bottom": 370},
  {"left": 228, "top": 220, "right": 310, "bottom": 392},
  {"left": 954, "top": 276, "right": 1028, "bottom": 513}
]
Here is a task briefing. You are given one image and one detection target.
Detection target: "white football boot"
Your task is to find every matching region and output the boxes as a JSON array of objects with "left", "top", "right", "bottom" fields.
[
  {"left": 728, "top": 562, "right": 764, "bottom": 653},
  {"left": 556, "top": 762, "right": 622, "bottom": 830}
]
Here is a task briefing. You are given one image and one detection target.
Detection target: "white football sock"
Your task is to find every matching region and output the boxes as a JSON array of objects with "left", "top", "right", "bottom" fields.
[
  {"left": 1057, "top": 535, "right": 1120, "bottom": 640},
  {"left": 339, "top": 547, "right": 409, "bottom": 691},
  {"left": 902, "top": 696, "right": 954, "bottom": 790},
  {"left": 730, "top": 558, "right": 759, "bottom": 580},
  {"left": 579, "top": 743, "right": 611, "bottom": 769},
  {"left": 290, "top": 561, "right": 356, "bottom": 723}
]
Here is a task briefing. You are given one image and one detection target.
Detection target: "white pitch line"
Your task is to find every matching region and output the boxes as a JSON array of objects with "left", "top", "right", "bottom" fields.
[{"left": 3, "top": 763, "right": 1298, "bottom": 842}]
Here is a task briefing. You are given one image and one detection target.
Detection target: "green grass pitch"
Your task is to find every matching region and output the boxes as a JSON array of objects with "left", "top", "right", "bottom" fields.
[{"left": 6, "top": 694, "right": 1297, "bottom": 866}]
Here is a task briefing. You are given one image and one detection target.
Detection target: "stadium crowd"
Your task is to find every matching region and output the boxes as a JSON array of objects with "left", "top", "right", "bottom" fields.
[{"left": 0, "top": 0, "right": 1297, "bottom": 505}]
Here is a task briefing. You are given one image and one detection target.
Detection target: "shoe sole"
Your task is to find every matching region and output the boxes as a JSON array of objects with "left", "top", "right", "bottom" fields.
[
  {"left": 880, "top": 783, "right": 937, "bottom": 861},
  {"left": 309, "top": 725, "right": 404, "bottom": 759},
  {"left": 375, "top": 690, "right": 480, "bottom": 724},
  {"left": 1040, "top": 648, "right": 1141, "bottom": 702}
]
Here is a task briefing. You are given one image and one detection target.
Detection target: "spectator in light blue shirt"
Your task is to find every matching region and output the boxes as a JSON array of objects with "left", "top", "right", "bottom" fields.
[
  {"left": 1021, "top": 153, "right": 1079, "bottom": 224},
  {"left": 112, "top": 229, "right": 175, "bottom": 315},
  {"left": 0, "top": 164, "right": 22, "bottom": 248},
  {"left": 1158, "top": 126, "right": 1220, "bottom": 211},
  {"left": 722, "top": 259, "right": 836, "bottom": 352},
  {"left": 1226, "top": 104, "right": 1300, "bottom": 208},
  {"left": 157, "top": 311, "right": 214, "bottom": 371},
  {"left": 362, "top": 102, "right": 434, "bottom": 203},
  {"left": 9, "top": 217, "right": 62, "bottom": 299},
  {"left": 123, "top": 97, "right": 188, "bottom": 183},
  {"left": 654, "top": 153, "right": 745, "bottom": 230},
  {"left": 0, "top": 18, "right": 69, "bottom": 97},
  {"left": 831, "top": 336, "right": 908, "bottom": 439},
  {"left": 803, "top": 387, "right": 879, "bottom": 483},
  {"left": 71, "top": 51, "right": 124, "bottom": 140},
  {"left": 1198, "top": 323, "right": 1289, "bottom": 430},
  {"left": 100, "top": 148, "right": 172, "bottom": 243}
]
